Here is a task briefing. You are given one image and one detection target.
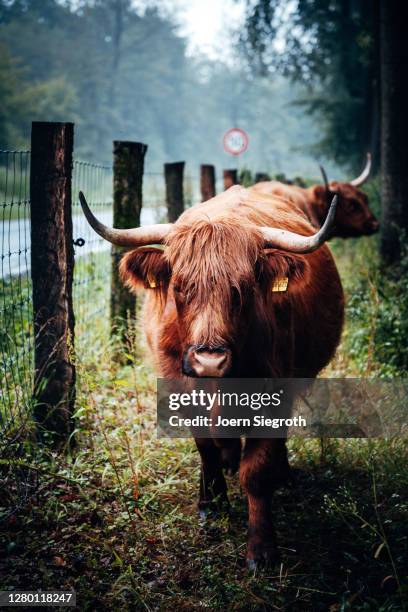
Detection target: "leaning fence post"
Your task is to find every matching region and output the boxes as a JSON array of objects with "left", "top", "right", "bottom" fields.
[
  {"left": 111, "top": 141, "right": 148, "bottom": 342},
  {"left": 223, "top": 169, "right": 238, "bottom": 190},
  {"left": 200, "top": 164, "right": 216, "bottom": 202},
  {"left": 30, "top": 121, "right": 75, "bottom": 448},
  {"left": 165, "top": 161, "right": 185, "bottom": 221}
]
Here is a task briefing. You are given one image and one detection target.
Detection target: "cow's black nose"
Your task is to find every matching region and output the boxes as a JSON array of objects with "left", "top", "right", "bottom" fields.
[{"left": 182, "top": 345, "right": 232, "bottom": 377}]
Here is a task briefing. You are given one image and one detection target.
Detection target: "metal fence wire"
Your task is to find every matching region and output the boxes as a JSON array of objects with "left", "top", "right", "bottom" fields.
[
  {"left": 1, "top": 160, "right": 200, "bottom": 431},
  {"left": 0, "top": 150, "right": 37, "bottom": 521},
  {"left": 0, "top": 150, "right": 33, "bottom": 444},
  {"left": 72, "top": 161, "right": 113, "bottom": 344},
  {"left": 71, "top": 165, "right": 195, "bottom": 342},
  {"left": 142, "top": 171, "right": 199, "bottom": 221},
  {"left": 1, "top": 151, "right": 199, "bottom": 521},
  {"left": 184, "top": 174, "right": 200, "bottom": 207}
]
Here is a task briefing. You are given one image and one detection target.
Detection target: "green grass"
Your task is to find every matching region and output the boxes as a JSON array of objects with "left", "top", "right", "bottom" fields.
[
  {"left": 0, "top": 249, "right": 110, "bottom": 436},
  {"left": 1, "top": 355, "right": 406, "bottom": 609},
  {"left": 1, "top": 187, "right": 408, "bottom": 609}
]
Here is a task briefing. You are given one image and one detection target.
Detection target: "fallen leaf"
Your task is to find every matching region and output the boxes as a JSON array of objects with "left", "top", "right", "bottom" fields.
[{"left": 53, "top": 556, "right": 66, "bottom": 567}]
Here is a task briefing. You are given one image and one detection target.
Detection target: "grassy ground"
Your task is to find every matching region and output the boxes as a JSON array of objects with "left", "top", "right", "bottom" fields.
[{"left": 1, "top": 232, "right": 407, "bottom": 610}]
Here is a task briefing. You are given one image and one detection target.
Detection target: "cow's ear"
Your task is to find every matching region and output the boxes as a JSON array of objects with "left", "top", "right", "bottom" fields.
[
  {"left": 262, "top": 250, "right": 310, "bottom": 293},
  {"left": 119, "top": 246, "right": 170, "bottom": 293},
  {"left": 313, "top": 185, "right": 328, "bottom": 207},
  {"left": 264, "top": 250, "right": 306, "bottom": 279}
]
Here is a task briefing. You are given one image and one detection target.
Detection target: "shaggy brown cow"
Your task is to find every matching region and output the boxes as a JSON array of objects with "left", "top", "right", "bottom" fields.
[
  {"left": 251, "top": 154, "right": 379, "bottom": 238},
  {"left": 79, "top": 186, "right": 344, "bottom": 567}
]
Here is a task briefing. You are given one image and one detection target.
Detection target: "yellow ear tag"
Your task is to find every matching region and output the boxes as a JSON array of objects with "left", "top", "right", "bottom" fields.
[
  {"left": 271, "top": 277, "right": 289, "bottom": 292},
  {"left": 147, "top": 273, "right": 157, "bottom": 288}
]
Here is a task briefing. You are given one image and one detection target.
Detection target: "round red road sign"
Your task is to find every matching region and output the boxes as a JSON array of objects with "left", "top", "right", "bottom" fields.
[{"left": 223, "top": 128, "right": 249, "bottom": 156}]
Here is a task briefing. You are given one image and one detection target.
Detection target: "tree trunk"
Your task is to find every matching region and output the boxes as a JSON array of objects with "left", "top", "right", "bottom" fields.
[
  {"left": 380, "top": 1, "right": 408, "bottom": 264},
  {"left": 369, "top": 0, "right": 381, "bottom": 173}
]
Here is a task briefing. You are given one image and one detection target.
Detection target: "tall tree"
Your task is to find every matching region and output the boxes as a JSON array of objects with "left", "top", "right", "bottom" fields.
[
  {"left": 380, "top": 1, "right": 408, "bottom": 264},
  {"left": 240, "top": 0, "right": 380, "bottom": 172}
]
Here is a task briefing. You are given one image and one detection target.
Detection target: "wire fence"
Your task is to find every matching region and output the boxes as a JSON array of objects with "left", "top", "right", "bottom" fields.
[
  {"left": 0, "top": 149, "right": 202, "bottom": 521},
  {"left": 142, "top": 171, "right": 200, "bottom": 222},
  {"left": 0, "top": 150, "right": 37, "bottom": 521},
  {"left": 72, "top": 161, "right": 113, "bottom": 343},
  {"left": 1, "top": 158, "right": 203, "bottom": 434},
  {"left": 184, "top": 174, "right": 200, "bottom": 207},
  {"left": 70, "top": 166, "right": 200, "bottom": 350},
  {"left": 0, "top": 151, "right": 33, "bottom": 445}
]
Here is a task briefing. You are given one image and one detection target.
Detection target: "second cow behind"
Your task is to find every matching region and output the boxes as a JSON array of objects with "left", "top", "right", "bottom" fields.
[{"left": 251, "top": 154, "right": 379, "bottom": 238}]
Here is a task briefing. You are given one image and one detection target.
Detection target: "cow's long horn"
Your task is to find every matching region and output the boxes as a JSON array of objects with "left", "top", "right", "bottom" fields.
[
  {"left": 79, "top": 192, "right": 171, "bottom": 247},
  {"left": 261, "top": 194, "right": 338, "bottom": 253},
  {"left": 319, "top": 164, "right": 329, "bottom": 192},
  {"left": 350, "top": 153, "right": 371, "bottom": 187}
]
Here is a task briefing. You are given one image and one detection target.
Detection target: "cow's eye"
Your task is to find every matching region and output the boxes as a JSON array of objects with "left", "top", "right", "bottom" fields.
[
  {"left": 231, "top": 287, "right": 242, "bottom": 307},
  {"left": 173, "top": 285, "right": 188, "bottom": 304}
]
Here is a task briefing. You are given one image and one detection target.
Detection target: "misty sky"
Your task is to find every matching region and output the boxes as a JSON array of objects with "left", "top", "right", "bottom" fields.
[
  {"left": 176, "top": 0, "right": 245, "bottom": 59},
  {"left": 133, "top": 0, "right": 246, "bottom": 61}
]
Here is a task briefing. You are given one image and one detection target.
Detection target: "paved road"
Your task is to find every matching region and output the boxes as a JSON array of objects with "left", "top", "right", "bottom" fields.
[{"left": 1, "top": 207, "right": 158, "bottom": 278}]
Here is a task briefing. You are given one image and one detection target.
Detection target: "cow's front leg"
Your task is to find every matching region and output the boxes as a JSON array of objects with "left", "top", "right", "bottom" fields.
[
  {"left": 213, "top": 438, "right": 242, "bottom": 475},
  {"left": 240, "top": 438, "right": 289, "bottom": 567},
  {"left": 195, "top": 437, "right": 229, "bottom": 518}
]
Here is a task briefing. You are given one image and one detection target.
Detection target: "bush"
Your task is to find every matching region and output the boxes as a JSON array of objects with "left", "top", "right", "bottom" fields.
[{"left": 333, "top": 179, "right": 408, "bottom": 377}]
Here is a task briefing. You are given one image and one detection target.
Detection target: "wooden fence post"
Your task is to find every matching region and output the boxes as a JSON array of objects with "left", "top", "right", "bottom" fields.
[
  {"left": 165, "top": 162, "right": 185, "bottom": 221},
  {"left": 255, "top": 172, "right": 271, "bottom": 183},
  {"left": 111, "top": 141, "right": 148, "bottom": 341},
  {"left": 30, "top": 121, "right": 75, "bottom": 448},
  {"left": 200, "top": 164, "right": 216, "bottom": 201},
  {"left": 223, "top": 169, "right": 238, "bottom": 190}
]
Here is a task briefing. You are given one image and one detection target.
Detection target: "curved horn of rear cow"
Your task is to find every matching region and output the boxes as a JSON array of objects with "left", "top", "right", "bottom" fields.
[
  {"left": 319, "top": 164, "right": 330, "bottom": 192},
  {"left": 261, "top": 194, "right": 338, "bottom": 253},
  {"left": 79, "top": 191, "right": 171, "bottom": 247},
  {"left": 319, "top": 163, "right": 333, "bottom": 207},
  {"left": 350, "top": 153, "right": 372, "bottom": 187}
]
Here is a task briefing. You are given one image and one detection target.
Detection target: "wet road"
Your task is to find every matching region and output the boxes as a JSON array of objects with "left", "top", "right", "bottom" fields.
[{"left": 1, "top": 208, "right": 158, "bottom": 278}]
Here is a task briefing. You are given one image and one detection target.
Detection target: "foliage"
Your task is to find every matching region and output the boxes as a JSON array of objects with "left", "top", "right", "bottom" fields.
[
  {"left": 240, "top": 0, "right": 379, "bottom": 171},
  {"left": 0, "top": 44, "right": 27, "bottom": 147},
  {"left": 330, "top": 181, "right": 408, "bottom": 377},
  {"left": 239, "top": 167, "right": 253, "bottom": 186},
  {"left": 340, "top": 245, "right": 408, "bottom": 377},
  {"left": 0, "top": 41, "right": 78, "bottom": 149},
  {"left": 1, "top": 328, "right": 406, "bottom": 608},
  {"left": 0, "top": 0, "right": 334, "bottom": 177}
]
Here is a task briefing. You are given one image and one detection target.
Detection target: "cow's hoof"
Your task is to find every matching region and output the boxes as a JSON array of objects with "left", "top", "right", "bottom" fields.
[
  {"left": 246, "top": 546, "right": 280, "bottom": 570},
  {"left": 199, "top": 508, "right": 208, "bottom": 522},
  {"left": 221, "top": 446, "right": 241, "bottom": 475},
  {"left": 198, "top": 498, "right": 230, "bottom": 522}
]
